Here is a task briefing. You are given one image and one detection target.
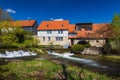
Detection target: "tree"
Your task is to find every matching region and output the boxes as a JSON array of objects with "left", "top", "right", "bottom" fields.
[
  {"left": 0, "top": 21, "right": 17, "bottom": 47},
  {"left": 0, "top": 8, "right": 13, "bottom": 22},
  {"left": 111, "top": 13, "right": 120, "bottom": 27},
  {"left": 111, "top": 14, "right": 120, "bottom": 38},
  {"left": 0, "top": 8, "right": 13, "bottom": 47},
  {"left": 0, "top": 21, "right": 34, "bottom": 48},
  {"left": 110, "top": 13, "right": 120, "bottom": 54},
  {"left": 0, "top": 8, "right": 35, "bottom": 48}
]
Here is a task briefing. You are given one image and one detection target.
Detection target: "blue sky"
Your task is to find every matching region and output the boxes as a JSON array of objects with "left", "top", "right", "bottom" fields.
[{"left": 0, "top": 0, "right": 120, "bottom": 24}]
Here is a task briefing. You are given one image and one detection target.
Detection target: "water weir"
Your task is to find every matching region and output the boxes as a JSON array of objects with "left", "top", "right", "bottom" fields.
[{"left": 0, "top": 50, "right": 37, "bottom": 58}]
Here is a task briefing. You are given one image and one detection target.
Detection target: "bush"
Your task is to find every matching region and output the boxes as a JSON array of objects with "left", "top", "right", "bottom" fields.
[
  {"left": 71, "top": 44, "right": 85, "bottom": 51},
  {"left": 84, "top": 44, "right": 90, "bottom": 48}
]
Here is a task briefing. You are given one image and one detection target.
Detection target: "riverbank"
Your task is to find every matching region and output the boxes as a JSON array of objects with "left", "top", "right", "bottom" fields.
[
  {"left": 73, "top": 53, "right": 120, "bottom": 63},
  {"left": 0, "top": 59, "right": 114, "bottom": 80},
  {"left": 0, "top": 48, "right": 120, "bottom": 79},
  {"left": 101, "top": 55, "right": 120, "bottom": 63}
]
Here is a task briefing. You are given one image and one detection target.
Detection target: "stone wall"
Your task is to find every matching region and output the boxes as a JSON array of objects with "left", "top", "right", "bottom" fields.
[
  {"left": 37, "top": 36, "right": 70, "bottom": 46},
  {"left": 73, "top": 39, "right": 106, "bottom": 47},
  {"left": 82, "top": 47, "right": 102, "bottom": 55}
]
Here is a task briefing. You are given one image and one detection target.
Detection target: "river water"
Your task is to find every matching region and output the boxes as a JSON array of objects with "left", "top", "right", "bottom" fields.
[
  {"left": 48, "top": 51, "right": 120, "bottom": 78},
  {"left": 0, "top": 50, "right": 120, "bottom": 79}
]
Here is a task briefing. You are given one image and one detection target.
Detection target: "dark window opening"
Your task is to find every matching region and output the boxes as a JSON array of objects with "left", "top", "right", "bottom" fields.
[
  {"left": 56, "top": 37, "right": 63, "bottom": 41},
  {"left": 58, "top": 30, "right": 63, "bottom": 34},
  {"left": 43, "top": 37, "right": 45, "bottom": 41},
  {"left": 47, "top": 30, "right": 52, "bottom": 34},
  {"left": 48, "top": 37, "right": 51, "bottom": 41},
  {"left": 77, "top": 41, "right": 89, "bottom": 45},
  {"left": 46, "top": 24, "right": 49, "bottom": 27},
  {"left": 96, "top": 40, "right": 99, "bottom": 43}
]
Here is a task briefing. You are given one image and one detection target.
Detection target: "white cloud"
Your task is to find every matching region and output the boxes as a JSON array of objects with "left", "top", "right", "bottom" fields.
[
  {"left": 53, "top": 18, "right": 64, "bottom": 21},
  {"left": 50, "top": 18, "right": 54, "bottom": 20},
  {"left": 27, "top": 17, "right": 32, "bottom": 20},
  {"left": 5, "top": 8, "right": 16, "bottom": 14}
]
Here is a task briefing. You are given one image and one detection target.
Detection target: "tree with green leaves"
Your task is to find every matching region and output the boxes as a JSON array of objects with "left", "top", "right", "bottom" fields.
[
  {"left": 0, "top": 21, "right": 34, "bottom": 48},
  {"left": 110, "top": 13, "right": 120, "bottom": 54},
  {"left": 0, "top": 8, "right": 36, "bottom": 49},
  {"left": 0, "top": 21, "right": 17, "bottom": 48}
]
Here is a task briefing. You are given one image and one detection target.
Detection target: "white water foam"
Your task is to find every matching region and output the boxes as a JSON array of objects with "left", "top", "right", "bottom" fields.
[
  {"left": 48, "top": 51, "right": 107, "bottom": 69},
  {"left": 0, "top": 50, "right": 37, "bottom": 58}
]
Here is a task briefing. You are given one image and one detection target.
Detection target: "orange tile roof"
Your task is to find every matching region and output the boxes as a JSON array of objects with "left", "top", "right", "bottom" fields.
[
  {"left": 37, "top": 20, "right": 69, "bottom": 30},
  {"left": 37, "top": 20, "right": 109, "bottom": 39},
  {"left": 69, "top": 23, "right": 110, "bottom": 39},
  {"left": 92, "top": 23, "right": 109, "bottom": 31},
  {"left": 68, "top": 24, "right": 76, "bottom": 33},
  {"left": 12, "top": 20, "right": 36, "bottom": 27}
]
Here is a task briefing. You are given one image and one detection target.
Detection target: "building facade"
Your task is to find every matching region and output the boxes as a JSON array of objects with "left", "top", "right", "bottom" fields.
[
  {"left": 12, "top": 20, "right": 38, "bottom": 35},
  {"left": 37, "top": 20, "right": 70, "bottom": 46},
  {"left": 68, "top": 23, "right": 108, "bottom": 47},
  {"left": 37, "top": 20, "right": 109, "bottom": 47}
]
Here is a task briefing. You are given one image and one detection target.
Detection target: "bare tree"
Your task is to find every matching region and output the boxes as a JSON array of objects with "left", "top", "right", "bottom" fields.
[{"left": 0, "top": 8, "right": 13, "bottom": 22}]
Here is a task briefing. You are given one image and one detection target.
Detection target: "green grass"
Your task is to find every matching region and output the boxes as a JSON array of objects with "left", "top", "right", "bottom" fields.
[
  {"left": 104, "top": 55, "right": 120, "bottom": 59},
  {"left": 102, "top": 55, "right": 120, "bottom": 62},
  {"left": 0, "top": 60, "right": 114, "bottom": 80}
]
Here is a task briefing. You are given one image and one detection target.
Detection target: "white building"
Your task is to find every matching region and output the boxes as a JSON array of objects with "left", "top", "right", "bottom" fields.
[
  {"left": 37, "top": 20, "right": 70, "bottom": 46},
  {"left": 37, "top": 20, "right": 109, "bottom": 47}
]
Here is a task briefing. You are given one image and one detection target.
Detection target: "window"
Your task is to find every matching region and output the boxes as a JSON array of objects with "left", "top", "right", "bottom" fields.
[
  {"left": 56, "top": 37, "right": 58, "bottom": 41},
  {"left": 46, "top": 24, "right": 49, "bottom": 27},
  {"left": 61, "top": 37, "right": 63, "bottom": 41},
  {"left": 43, "top": 37, "right": 45, "bottom": 41},
  {"left": 48, "top": 37, "right": 51, "bottom": 41},
  {"left": 96, "top": 40, "right": 99, "bottom": 43},
  {"left": 47, "top": 30, "right": 52, "bottom": 34},
  {"left": 85, "top": 25, "right": 92, "bottom": 30},
  {"left": 56, "top": 37, "right": 63, "bottom": 41},
  {"left": 58, "top": 30, "right": 63, "bottom": 34},
  {"left": 76, "top": 25, "right": 82, "bottom": 31},
  {"left": 69, "top": 33, "right": 76, "bottom": 36},
  {"left": 61, "top": 24, "right": 64, "bottom": 27}
]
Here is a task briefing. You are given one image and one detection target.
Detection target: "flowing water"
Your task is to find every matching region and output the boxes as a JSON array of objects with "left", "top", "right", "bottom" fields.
[
  {"left": 48, "top": 51, "right": 120, "bottom": 78},
  {"left": 0, "top": 50, "right": 120, "bottom": 78},
  {"left": 0, "top": 50, "right": 36, "bottom": 58}
]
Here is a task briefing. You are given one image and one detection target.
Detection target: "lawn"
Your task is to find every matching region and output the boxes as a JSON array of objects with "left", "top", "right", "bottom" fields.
[
  {"left": 0, "top": 59, "right": 114, "bottom": 80},
  {"left": 102, "top": 55, "right": 120, "bottom": 63}
]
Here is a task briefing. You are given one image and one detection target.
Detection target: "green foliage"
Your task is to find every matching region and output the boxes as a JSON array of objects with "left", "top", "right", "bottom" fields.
[
  {"left": 84, "top": 44, "right": 91, "bottom": 48},
  {"left": 0, "top": 21, "right": 36, "bottom": 48},
  {"left": 0, "top": 60, "right": 113, "bottom": 80},
  {"left": 71, "top": 44, "right": 85, "bottom": 51},
  {"left": 111, "top": 13, "right": 120, "bottom": 28},
  {"left": 110, "top": 13, "right": 120, "bottom": 53}
]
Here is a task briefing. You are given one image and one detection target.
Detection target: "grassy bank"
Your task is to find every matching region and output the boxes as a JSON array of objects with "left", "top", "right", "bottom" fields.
[
  {"left": 0, "top": 60, "right": 114, "bottom": 80},
  {"left": 102, "top": 55, "right": 120, "bottom": 63}
]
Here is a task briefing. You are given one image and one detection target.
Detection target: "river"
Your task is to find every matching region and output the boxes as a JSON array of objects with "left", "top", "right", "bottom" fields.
[
  {"left": 47, "top": 51, "right": 120, "bottom": 78},
  {"left": 0, "top": 50, "right": 120, "bottom": 79}
]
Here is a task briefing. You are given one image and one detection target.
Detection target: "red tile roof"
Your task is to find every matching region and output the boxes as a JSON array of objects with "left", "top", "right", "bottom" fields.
[
  {"left": 37, "top": 20, "right": 69, "bottom": 30},
  {"left": 68, "top": 24, "right": 76, "bottom": 33},
  {"left": 12, "top": 20, "right": 36, "bottom": 27},
  {"left": 37, "top": 20, "right": 109, "bottom": 39},
  {"left": 69, "top": 23, "right": 110, "bottom": 39}
]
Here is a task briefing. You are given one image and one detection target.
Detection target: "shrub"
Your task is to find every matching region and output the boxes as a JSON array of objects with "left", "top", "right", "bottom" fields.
[
  {"left": 84, "top": 44, "right": 90, "bottom": 48},
  {"left": 71, "top": 44, "right": 85, "bottom": 51}
]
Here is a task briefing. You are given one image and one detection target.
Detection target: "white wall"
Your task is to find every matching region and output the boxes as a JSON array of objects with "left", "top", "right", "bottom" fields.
[
  {"left": 37, "top": 30, "right": 69, "bottom": 45},
  {"left": 37, "top": 30, "right": 68, "bottom": 37}
]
